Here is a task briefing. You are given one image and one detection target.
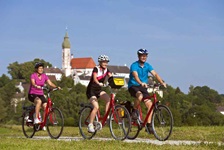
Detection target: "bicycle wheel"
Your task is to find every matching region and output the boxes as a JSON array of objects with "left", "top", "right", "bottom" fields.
[
  {"left": 127, "top": 119, "right": 141, "bottom": 140},
  {"left": 46, "top": 107, "right": 64, "bottom": 139},
  {"left": 109, "top": 105, "right": 131, "bottom": 140},
  {"left": 22, "top": 110, "right": 35, "bottom": 138},
  {"left": 79, "top": 106, "right": 98, "bottom": 139},
  {"left": 152, "top": 105, "right": 173, "bottom": 141}
]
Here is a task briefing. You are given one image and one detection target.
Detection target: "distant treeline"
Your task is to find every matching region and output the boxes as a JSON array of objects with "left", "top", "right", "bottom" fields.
[{"left": 0, "top": 59, "right": 224, "bottom": 126}]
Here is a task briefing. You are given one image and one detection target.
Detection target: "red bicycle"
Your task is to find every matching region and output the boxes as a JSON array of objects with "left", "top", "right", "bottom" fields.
[
  {"left": 127, "top": 83, "right": 173, "bottom": 141},
  {"left": 22, "top": 87, "right": 64, "bottom": 139},
  {"left": 78, "top": 77, "right": 131, "bottom": 140}
]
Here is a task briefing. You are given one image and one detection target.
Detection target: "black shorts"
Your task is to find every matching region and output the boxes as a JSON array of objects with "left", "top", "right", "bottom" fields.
[
  {"left": 128, "top": 86, "right": 150, "bottom": 100},
  {"left": 86, "top": 86, "right": 102, "bottom": 99},
  {"left": 28, "top": 94, "right": 47, "bottom": 104}
]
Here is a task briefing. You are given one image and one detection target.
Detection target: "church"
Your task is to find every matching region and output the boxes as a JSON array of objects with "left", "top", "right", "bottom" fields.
[{"left": 45, "top": 31, "right": 130, "bottom": 87}]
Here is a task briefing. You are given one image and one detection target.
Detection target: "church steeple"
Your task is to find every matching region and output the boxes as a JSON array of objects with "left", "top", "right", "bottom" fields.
[
  {"left": 62, "top": 30, "right": 71, "bottom": 49},
  {"left": 62, "top": 28, "right": 71, "bottom": 77}
]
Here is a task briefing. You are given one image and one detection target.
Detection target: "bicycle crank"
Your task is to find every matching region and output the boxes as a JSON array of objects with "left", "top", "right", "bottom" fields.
[
  {"left": 93, "top": 121, "right": 102, "bottom": 131},
  {"left": 34, "top": 124, "right": 40, "bottom": 131}
]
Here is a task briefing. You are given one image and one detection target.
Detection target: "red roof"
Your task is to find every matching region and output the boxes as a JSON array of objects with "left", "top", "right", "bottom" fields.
[{"left": 71, "top": 57, "right": 96, "bottom": 69}]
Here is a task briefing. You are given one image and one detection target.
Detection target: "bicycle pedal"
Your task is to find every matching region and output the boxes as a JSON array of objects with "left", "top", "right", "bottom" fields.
[{"left": 93, "top": 121, "right": 102, "bottom": 131}]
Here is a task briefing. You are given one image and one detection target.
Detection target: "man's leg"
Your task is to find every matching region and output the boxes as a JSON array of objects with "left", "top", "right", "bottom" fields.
[
  {"left": 144, "top": 100, "right": 153, "bottom": 123},
  {"left": 133, "top": 91, "right": 143, "bottom": 109},
  {"left": 144, "top": 99, "right": 153, "bottom": 133},
  {"left": 131, "top": 91, "right": 143, "bottom": 120}
]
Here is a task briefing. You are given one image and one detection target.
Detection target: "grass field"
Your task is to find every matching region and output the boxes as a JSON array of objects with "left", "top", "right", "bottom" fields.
[{"left": 0, "top": 124, "right": 224, "bottom": 150}]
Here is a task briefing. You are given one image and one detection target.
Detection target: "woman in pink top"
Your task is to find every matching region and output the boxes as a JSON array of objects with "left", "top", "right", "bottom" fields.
[{"left": 28, "top": 62, "right": 61, "bottom": 124}]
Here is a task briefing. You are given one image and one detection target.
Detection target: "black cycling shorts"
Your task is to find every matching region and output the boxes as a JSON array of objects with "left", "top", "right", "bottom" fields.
[
  {"left": 86, "top": 86, "right": 102, "bottom": 99},
  {"left": 28, "top": 94, "right": 47, "bottom": 104},
  {"left": 128, "top": 86, "right": 150, "bottom": 100}
]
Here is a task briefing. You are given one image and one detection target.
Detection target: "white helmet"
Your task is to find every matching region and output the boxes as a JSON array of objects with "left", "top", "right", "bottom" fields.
[{"left": 98, "top": 55, "right": 110, "bottom": 62}]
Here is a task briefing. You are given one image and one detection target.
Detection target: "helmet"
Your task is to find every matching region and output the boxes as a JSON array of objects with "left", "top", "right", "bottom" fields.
[
  {"left": 98, "top": 55, "right": 110, "bottom": 62},
  {"left": 35, "top": 62, "right": 44, "bottom": 69},
  {"left": 137, "top": 49, "right": 148, "bottom": 55}
]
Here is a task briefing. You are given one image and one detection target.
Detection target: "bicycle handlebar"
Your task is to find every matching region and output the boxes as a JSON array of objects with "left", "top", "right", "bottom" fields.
[
  {"left": 42, "top": 86, "right": 60, "bottom": 93},
  {"left": 147, "top": 83, "right": 166, "bottom": 91}
]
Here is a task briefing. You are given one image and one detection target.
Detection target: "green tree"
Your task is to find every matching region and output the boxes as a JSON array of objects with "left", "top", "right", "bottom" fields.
[
  {"left": 0, "top": 74, "right": 11, "bottom": 88},
  {"left": 0, "top": 80, "right": 17, "bottom": 122},
  {"left": 7, "top": 61, "right": 22, "bottom": 79},
  {"left": 7, "top": 58, "right": 52, "bottom": 82},
  {"left": 0, "top": 97, "right": 7, "bottom": 122},
  {"left": 58, "top": 75, "right": 74, "bottom": 88}
]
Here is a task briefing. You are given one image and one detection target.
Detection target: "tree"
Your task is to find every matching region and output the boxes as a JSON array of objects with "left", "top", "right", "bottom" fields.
[
  {"left": 7, "top": 58, "right": 52, "bottom": 82},
  {"left": 7, "top": 61, "right": 22, "bottom": 79},
  {"left": 0, "top": 74, "right": 11, "bottom": 88},
  {"left": 58, "top": 75, "right": 74, "bottom": 88},
  {"left": 0, "top": 80, "right": 17, "bottom": 122},
  {"left": 0, "top": 97, "right": 7, "bottom": 122}
]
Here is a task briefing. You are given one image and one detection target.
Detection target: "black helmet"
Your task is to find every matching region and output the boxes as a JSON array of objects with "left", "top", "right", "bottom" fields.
[
  {"left": 35, "top": 62, "right": 44, "bottom": 69},
  {"left": 137, "top": 49, "right": 148, "bottom": 56}
]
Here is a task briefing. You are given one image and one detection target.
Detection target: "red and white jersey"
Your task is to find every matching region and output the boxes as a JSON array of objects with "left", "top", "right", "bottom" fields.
[{"left": 87, "top": 66, "right": 111, "bottom": 88}]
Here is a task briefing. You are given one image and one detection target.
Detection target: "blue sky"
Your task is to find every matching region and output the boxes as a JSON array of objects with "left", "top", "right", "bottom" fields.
[{"left": 0, "top": 0, "right": 223, "bottom": 94}]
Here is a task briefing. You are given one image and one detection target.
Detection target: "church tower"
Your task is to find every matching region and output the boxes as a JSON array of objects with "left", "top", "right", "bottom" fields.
[{"left": 62, "top": 31, "right": 71, "bottom": 77}]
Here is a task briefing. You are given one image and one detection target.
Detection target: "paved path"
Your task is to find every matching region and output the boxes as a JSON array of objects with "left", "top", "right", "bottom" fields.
[{"left": 31, "top": 136, "right": 222, "bottom": 146}]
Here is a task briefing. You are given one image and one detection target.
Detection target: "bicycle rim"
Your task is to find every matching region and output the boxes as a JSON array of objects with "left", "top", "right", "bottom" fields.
[
  {"left": 46, "top": 107, "right": 64, "bottom": 139},
  {"left": 22, "top": 110, "right": 35, "bottom": 138},
  {"left": 109, "top": 105, "right": 131, "bottom": 140},
  {"left": 79, "top": 107, "right": 97, "bottom": 139},
  {"left": 152, "top": 105, "right": 173, "bottom": 141},
  {"left": 127, "top": 119, "right": 141, "bottom": 140}
]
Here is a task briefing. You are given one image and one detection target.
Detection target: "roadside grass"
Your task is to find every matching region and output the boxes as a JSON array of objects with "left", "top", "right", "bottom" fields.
[
  {"left": 0, "top": 124, "right": 224, "bottom": 150},
  {"left": 0, "top": 137, "right": 223, "bottom": 150}
]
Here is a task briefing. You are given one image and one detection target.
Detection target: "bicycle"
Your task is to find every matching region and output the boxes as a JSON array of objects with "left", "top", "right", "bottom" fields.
[
  {"left": 78, "top": 76, "right": 131, "bottom": 140},
  {"left": 127, "top": 83, "right": 174, "bottom": 141},
  {"left": 21, "top": 87, "right": 64, "bottom": 139}
]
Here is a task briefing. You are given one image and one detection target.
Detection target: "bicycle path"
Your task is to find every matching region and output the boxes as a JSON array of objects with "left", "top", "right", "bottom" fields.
[{"left": 31, "top": 136, "right": 222, "bottom": 146}]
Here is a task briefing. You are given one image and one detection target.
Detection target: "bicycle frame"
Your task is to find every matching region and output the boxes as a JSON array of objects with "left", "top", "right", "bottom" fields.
[
  {"left": 36, "top": 88, "right": 57, "bottom": 129},
  {"left": 96, "top": 89, "right": 117, "bottom": 126},
  {"left": 135, "top": 86, "right": 160, "bottom": 128},
  {"left": 141, "top": 93, "right": 158, "bottom": 127}
]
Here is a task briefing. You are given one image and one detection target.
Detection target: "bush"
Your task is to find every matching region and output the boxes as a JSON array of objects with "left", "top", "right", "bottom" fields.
[{"left": 64, "top": 117, "right": 75, "bottom": 126}]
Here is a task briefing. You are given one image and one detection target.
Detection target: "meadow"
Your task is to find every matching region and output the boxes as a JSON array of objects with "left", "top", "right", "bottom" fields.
[{"left": 1, "top": 125, "right": 224, "bottom": 150}]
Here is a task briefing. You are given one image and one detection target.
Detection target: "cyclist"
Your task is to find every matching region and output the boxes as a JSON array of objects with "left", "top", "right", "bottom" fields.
[
  {"left": 28, "top": 62, "right": 61, "bottom": 125},
  {"left": 86, "top": 55, "right": 112, "bottom": 133},
  {"left": 128, "top": 49, "right": 166, "bottom": 133}
]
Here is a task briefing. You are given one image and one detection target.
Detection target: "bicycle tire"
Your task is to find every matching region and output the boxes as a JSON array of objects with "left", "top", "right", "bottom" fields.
[
  {"left": 109, "top": 105, "right": 131, "bottom": 140},
  {"left": 22, "top": 110, "right": 35, "bottom": 138},
  {"left": 152, "top": 105, "right": 173, "bottom": 141},
  {"left": 79, "top": 106, "right": 98, "bottom": 139},
  {"left": 127, "top": 119, "right": 141, "bottom": 140},
  {"left": 46, "top": 107, "right": 64, "bottom": 139}
]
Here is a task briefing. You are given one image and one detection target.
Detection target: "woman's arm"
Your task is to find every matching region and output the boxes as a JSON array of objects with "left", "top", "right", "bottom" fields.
[
  {"left": 93, "top": 73, "right": 101, "bottom": 85},
  {"left": 31, "top": 78, "right": 41, "bottom": 89}
]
